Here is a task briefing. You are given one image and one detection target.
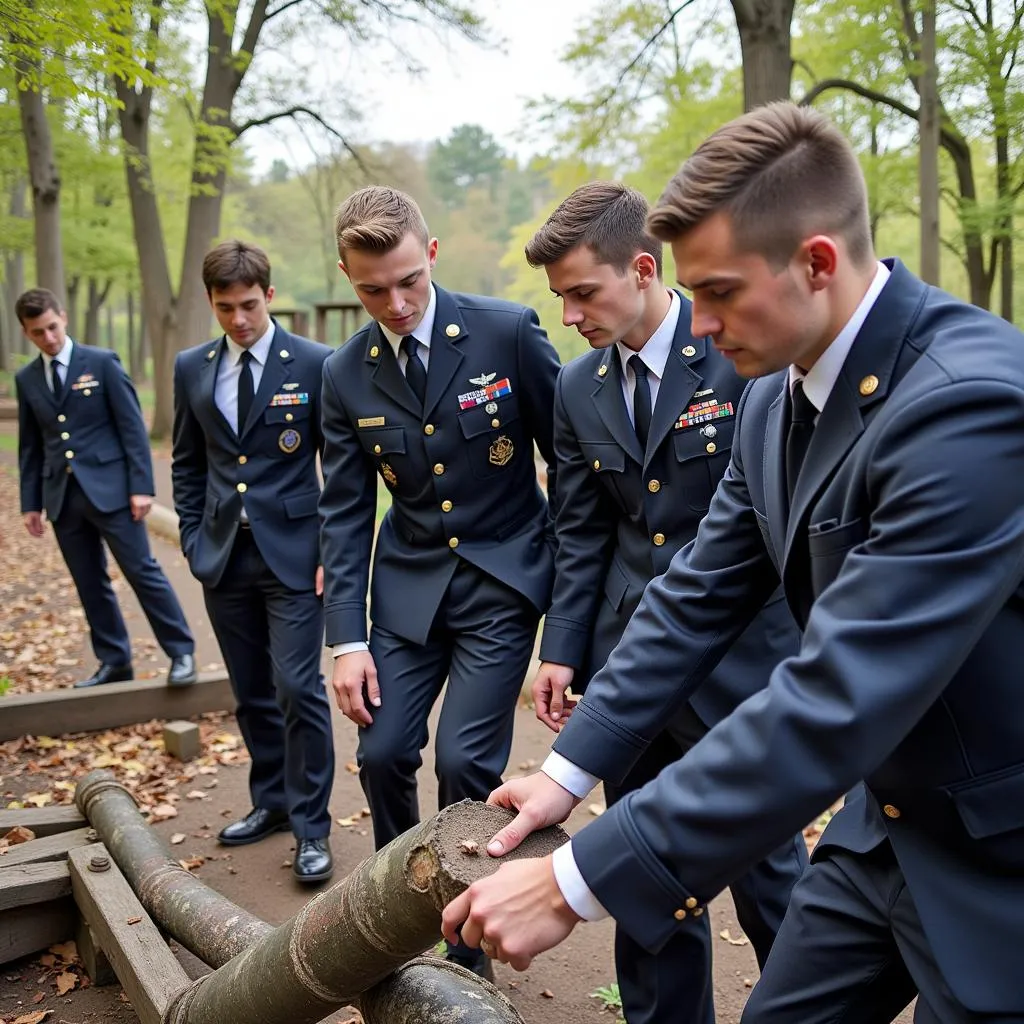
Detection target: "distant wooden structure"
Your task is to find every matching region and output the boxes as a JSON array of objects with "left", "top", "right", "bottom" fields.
[
  {"left": 314, "top": 302, "right": 367, "bottom": 346},
  {"left": 271, "top": 307, "right": 310, "bottom": 337}
]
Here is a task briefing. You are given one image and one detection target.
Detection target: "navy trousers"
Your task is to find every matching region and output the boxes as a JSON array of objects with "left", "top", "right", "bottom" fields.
[
  {"left": 358, "top": 560, "right": 540, "bottom": 850},
  {"left": 203, "top": 528, "right": 334, "bottom": 839},
  {"left": 607, "top": 704, "right": 809, "bottom": 1024},
  {"left": 52, "top": 476, "right": 193, "bottom": 666}
]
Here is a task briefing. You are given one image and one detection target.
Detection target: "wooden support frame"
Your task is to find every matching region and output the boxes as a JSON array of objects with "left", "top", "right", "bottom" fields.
[
  {"left": 0, "top": 806, "right": 86, "bottom": 837},
  {"left": 0, "top": 673, "right": 235, "bottom": 742},
  {"left": 0, "top": 828, "right": 93, "bottom": 868},
  {"left": 0, "top": 899, "right": 76, "bottom": 965},
  {"left": 0, "top": 861, "right": 71, "bottom": 911},
  {"left": 69, "top": 844, "right": 190, "bottom": 1024}
]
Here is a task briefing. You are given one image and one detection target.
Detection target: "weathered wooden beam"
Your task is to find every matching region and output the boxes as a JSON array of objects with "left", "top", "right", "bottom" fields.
[
  {"left": 0, "top": 828, "right": 93, "bottom": 868},
  {"left": 0, "top": 806, "right": 87, "bottom": 837},
  {"left": 0, "top": 861, "right": 71, "bottom": 911},
  {"left": 76, "top": 915, "right": 116, "bottom": 986},
  {"left": 0, "top": 673, "right": 235, "bottom": 741},
  {"left": 68, "top": 844, "right": 190, "bottom": 1024},
  {"left": 0, "top": 899, "right": 76, "bottom": 965}
]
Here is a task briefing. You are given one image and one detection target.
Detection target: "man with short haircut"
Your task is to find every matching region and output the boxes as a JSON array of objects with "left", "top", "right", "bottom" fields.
[
  {"left": 15, "top": 287, "right": 196, "bottom": 689},
  {"left": 442, "top": 103, "right": 1024, "bottom": 1021},
  {"left": 319, "top": 185, "right": 560, "bottom": 977},
  {"left": 525, "top": 181, "right": 804, "bottom": 1024},
  {"left": 172, "top": 240, "right": 336, "bottom": 884}
]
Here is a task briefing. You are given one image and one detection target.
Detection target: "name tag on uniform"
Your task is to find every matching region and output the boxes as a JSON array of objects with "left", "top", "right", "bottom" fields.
[
  {"left": 675, "top": 400, "right": 734, "bottom": 430},
  {"left": 270, "top": 392, "right": 309, "bottom": 406},
  {"left": 358, "top": 416, "right": 386, "bottom": 428},
  {"left": 458, "top": 377, "right": 512, "bottom": 410}
]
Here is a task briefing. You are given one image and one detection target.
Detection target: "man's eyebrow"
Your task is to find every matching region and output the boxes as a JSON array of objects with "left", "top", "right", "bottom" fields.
[
  {"left": 679, "top": 274, "right": 742, "bottom": 290},
  {"left": 549, "top": 283, "right": 597, "bottom": 298}
]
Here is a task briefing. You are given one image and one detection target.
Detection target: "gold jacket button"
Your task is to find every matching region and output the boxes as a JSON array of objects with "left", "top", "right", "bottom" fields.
[
  {"left": 433, "top": 463, "right": 445, "bottom": 476},
  {"left": 370, "top": 345, "right": 380, "bottom": 358},
  {"left": 685, "top": 897, "right": 698, "bottom": 909},
  {"left": 65, "top": 450, "right": 74, "bottom": 459},
  {"left": 373, "top": 444, "right": 382, "bottom": 455},
  {"left": 860, "top": 374, "right": 879, "bottom": 396},
  {"left": 706, "top": 442, "right": 717, "bottom": 454},
  {"left": 441, "top": 500, "right": 453, "bottom": 512},
  {"left": 238, "top": 455, "right": 248, "bottom": 465},
  {"left": 491, "top": 418, "right": 500, "bottom": 428},
  {"left": 448, "top": 537, "right": 459, "bottom": 549},
  {"left": 647, "top": 479, "right": 661, "bottom": 493},
  {"left": 593, "top": 459, "right": 601, "bottom": 470},
  {"left": 60, "top": 432, "right": 70, "bottom": 441},
  {"left": 57, "top": 414, "right": 66, "bottom": 423},
  {"left": 691, "top": 907, "right": 705, "bottom": 917},
  {"left": 424, "top": 424, "right": 435, "bottom": 435},
  {"left": 673, "top": 908, "right": 687, "bottom": 920},
  {"left": 653, "top": 532, "right": 666, "bottom": 546},
  {"left": 237, "top": 482, "right": 247, "bottom": 493},
  {"left": 883, "top": 803, "right": 901, "bottom": 819},
  {"left": 682, "top": 344, "right": 697, "bottom": 357},
  {"left": 285, "top": 413, "right": 294, "bottom": 422}
]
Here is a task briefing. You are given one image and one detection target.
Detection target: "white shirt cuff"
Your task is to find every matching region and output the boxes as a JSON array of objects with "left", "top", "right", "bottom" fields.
[
  {"left": 541, "top": 751, "right": 599, "bottom": 799},
  {"left": 552, "top": 841, "right": 608, "bottom": 922},
  {"left": 333, "top": 641, "right": 369, "bottom": 657}
]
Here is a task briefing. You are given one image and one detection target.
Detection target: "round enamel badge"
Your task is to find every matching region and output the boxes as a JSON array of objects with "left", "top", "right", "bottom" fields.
[{"left": 278, "top": 428, "right": 301, "bottom": 454}]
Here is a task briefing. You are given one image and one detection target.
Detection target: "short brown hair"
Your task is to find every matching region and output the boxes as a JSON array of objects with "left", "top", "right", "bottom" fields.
[
  {"left": 15, "top": 288, "right": 62, "bottom": 325},
  {"left": 202, "top": 240, "right": 272, "bottom": 295},
  {"left": 334, "top": 186, "right": 430, "bottom": 262},
  {"left": 525, "top": 181, "right": 663, "bottom": 276},
  {"left": 648, "top": 103, "right": 873, "bottom": 268}
]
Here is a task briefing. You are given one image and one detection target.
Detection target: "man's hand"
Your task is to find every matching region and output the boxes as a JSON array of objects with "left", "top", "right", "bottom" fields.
[
  {"left": 441, "top": 855, "right": 581, "bottom": 971},
  {"left": 22, "top": 512, "right": 44, "bottom": 538},
  {"left": 486, "top": 772, "right": 579, "bottom": 856},
  {"left": 315, "top": 565, "right": 324, "bottom": 597},
  {"left": 331, "top": 650, "right": 380, "bottom": 726},
  {"left": 532, "top": 662, "right": 577, "bottom": 733},
  {"left": 130, "top": 495, "right": 153, "bottom": 521}
]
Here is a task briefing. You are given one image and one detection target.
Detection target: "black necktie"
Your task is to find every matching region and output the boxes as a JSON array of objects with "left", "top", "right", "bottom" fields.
[
  {"left": 237, "top": 350, "right": 255, "bottom": 434},
  {"left": 401, "top": 335, "right": 427, "bottom": 405},
  {"left": 51, "top": 360, "right": 63, "bottom": 400},
  {"left": 629, "top": 354, "right": 652, "bottom": 449},
  {"left": 786, "top": 379, "right": 816, "bottom": 503}
]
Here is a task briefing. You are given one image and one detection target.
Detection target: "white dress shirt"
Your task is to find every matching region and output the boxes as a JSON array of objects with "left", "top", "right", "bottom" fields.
[
  {"left": 43, "top": 337, "right": 73, "bottom": 393},
  {"left": 215, "top": 321, "right": 275, "bottom": 434},
  {"left": 614, "top": 290, "right": 680, "bottom": 424},
  {"left": 545, "top": 261, "right": 893, "bottom": 923}
]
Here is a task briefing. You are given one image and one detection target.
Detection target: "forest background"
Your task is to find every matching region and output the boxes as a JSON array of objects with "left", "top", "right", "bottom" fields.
[{"left": 1, "top": 0, "right": 1021, "bottom": 438}]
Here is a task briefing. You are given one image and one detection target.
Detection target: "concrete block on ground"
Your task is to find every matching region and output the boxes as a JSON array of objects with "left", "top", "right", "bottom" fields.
[{"left": 162, "top": 720, "right": 200, "bottom": 761}]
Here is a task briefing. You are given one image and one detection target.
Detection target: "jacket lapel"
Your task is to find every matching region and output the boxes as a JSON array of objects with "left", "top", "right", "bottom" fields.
[
  {"left": 763, "top": 380, "right": 789, "bottom": 569},
  {"left": 32, "top": 355, "right": 55, "bottom": 408},
  {"left": 423, "top": 288, "right": 466, "bottom": 421},
  {"left": 199, "top": 339, "right": 234, "bottom": 437},
  {"left": 591, "top": 351, "right": 644, "bottom": 465},
  {"left": 645, "top": 330, "right": 704, "bottom": 473},
  {"left": 241, "top": 328, "right": 291, "bottom": 438},
  {"left": 57, "top": 345, "right": 86, "bottom": 409},
  {"left": 367, "top": 323, "right": 422, "bottom": 418}
]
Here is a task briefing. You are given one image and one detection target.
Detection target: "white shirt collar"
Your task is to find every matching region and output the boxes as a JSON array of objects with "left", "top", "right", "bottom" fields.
[
  {"left": 44, "top": 336, "right": 74, "bottom": 370},
  {"left": 380, "top": 284, "right": 437, "bottom": 357},
  {"left": 615, "top": 290, "right": 680, "bottom": 380},
  {"left": 789, "top": 261, "right": 890, "bottom": 411},
  {"left": 225, "top": 319, "right": 275, "bottom": 366}
]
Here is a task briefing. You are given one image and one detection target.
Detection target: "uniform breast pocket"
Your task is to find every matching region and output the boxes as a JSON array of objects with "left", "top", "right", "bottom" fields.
[
  {"left": 807, "top": 517, "right": 867, "bottom": 595},
  {"left": 671, "top": 417, "right": 735, "bottom": 511},
  {"left": 264, "top": 405, "right": 311, "bottom": 457},
  {"left": 577, "top": 441, "right": 629, "bottom": 507},
  {"left": 358, "top": 426, "right": 408, "bottom": 491},
  {"left": 457, "top": 394, "right": 522, "bottom": 480}
]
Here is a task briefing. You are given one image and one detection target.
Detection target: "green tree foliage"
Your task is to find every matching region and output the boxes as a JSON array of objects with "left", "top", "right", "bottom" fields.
[{"left": 427, "top": 123, "right": 505, "bottom": 207}]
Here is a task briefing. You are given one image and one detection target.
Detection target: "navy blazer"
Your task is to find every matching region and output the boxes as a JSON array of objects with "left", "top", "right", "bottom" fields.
[
  {"left": 171, "top": 323, "right": 332, "bottom": 593},
  {"left": 319, "top": 286, "right": 560, "bottom": 647},
  {"left": 539, "top": 292, "right": 797, "bottom": 725},
  {"left": 16, "top": 343, "right": 154, "bottom": 519},
  {"left": 555, "top": 261, "right": 1024, "bottom": 1014}
]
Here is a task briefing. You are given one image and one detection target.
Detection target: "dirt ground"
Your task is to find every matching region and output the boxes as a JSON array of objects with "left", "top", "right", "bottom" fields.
[{"left": 0, "top": 441, "right": 912, "bottom": 1024}]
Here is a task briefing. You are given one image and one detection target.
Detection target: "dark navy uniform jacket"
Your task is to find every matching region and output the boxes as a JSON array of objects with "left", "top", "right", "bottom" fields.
[
  {"left": 319, "top": 286, "right": 561, "bottom": 647},
  {"left": 17, "top": 343, "right": 154, "bottom": 518},
  {"left": 539, "top": 291, "right": 797, "bottom": 727},
  {"left": 556, "top": 262, "right": 1024, "bottom": 1015},
  {"left": 172, "top": 323, "right": 332, "bottom": 593}
]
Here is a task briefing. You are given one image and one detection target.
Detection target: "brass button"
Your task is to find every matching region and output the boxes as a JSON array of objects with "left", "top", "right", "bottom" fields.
[
  {"left": 691, "top": 907, "right": 705, "bottom": 917},
  {"left": 448, "top": 537, "right": 459, "bottom": 549},
  {"left": 57, "top": 414, "right": 66, "bottom": 423},
  {"left": 433, "top": 463, "right": 445, "bottom": 476},
  {"left": 441, "top": 500, "right": 453, "bottom": 513},
  {"left": 598, "top": 364, "right": 608, "bottom": 377},
  {"left": 685, "top": 897, "right": 698, "bottom": 909},
  {"left": 424, "top": 424, "right": 435, "bottom": 436},
  {"left": 370, "top": 345, "right": 380, "bottom": 358},
  {"left": 237, "top": 483, "right": 247, "bottom": 493},
  {"left": 883, "top": 803, "right": 901, "bottom": 819},
  {"left": 860, "top": 374, "right": 879, "bottom": 396},
  {"left": 673, "top": 908, "right": 687, "bottom": 920},
  {"left": 60, "top": 432, "right": 70, "bottom": 441},
  {"left": 238, "top": 455, "right": 248, "bottom": 465},
  {"left": 279, "top": 349, "right": 290, "bottom": 358},
  {"left": 647, "top": 479, "right": 661, "bottom": 493},
  {"left": 65, "top": 450, "right": 74, "bottom": 459},
  {"left": 653, "top": 532, "right": 666, "bottom": 546},
  {"left": 682, "top": 345, "right": 697, "bottom": 357},
  {"left": 706, "top": 442, "right": 717, "bottom": 454},
  {"left": 373, "top": 444, "right": 382, "bottom": 455},
  {"left": 285, "top": 413, "right": 294, "bottom": 422},
  {"left": 491, "top": 418, "right": 500, "bottom": 428},
  {"left": 593, "top": 459, "right": 601, "bottom": 471}
]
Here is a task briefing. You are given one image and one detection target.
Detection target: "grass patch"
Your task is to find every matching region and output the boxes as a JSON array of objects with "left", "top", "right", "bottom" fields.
[
  {"left": 591, "top": 982, "right": 623, "bottom": 1021},
  {"left": 0, "top": 433, "right": 17, "bottom": 454}
]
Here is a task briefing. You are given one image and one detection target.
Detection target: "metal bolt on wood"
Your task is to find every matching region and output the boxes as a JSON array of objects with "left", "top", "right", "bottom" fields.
[{"left": 88, "top": 854, "right": 110, "bottom": 872}]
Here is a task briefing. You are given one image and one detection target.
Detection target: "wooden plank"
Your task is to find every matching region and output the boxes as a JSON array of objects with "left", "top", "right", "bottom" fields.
[
  {"left": 0, "top": 861, "right": 71, "bottom": 910},
  {"left": 0, "top": 672, "right": 235, "bottom": 741},
  {"left": 76, "top": 915, "right": 116, "bottom": 986},
  {"left": 0, "top": 805, "right": 86, "bottom": 838},
  {"left": 0, "top": 828, "right": 92, "bottom": 868},
  {"left": 69, "top": 844, "right": 189, "bottom": 1024},
  {"left": 0, "top": 898, "right": 76, "bottom": 965}
]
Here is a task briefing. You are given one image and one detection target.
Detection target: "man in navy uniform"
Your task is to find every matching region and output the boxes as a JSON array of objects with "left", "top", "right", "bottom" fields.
[
  {"left": 525, "top": 181, "right": 804, "bottom": 1024},
  {"left": 319, "top": 185, "right": 560, "bottom": 976},
  {"left": 444, "top": 104, "right": 1024, "bottom": 1022},
  {"left": 15, "top": 288, "right": 196, "bottom": 689},
  {"left": 172, "top": 241, "right": 335, "bottom": 884}
]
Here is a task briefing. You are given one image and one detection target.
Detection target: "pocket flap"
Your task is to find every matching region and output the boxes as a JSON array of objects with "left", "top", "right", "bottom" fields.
[
  {"left": 603, "top": 556, "right": 630, "bottom": 612},
  {"left": 458, "top": 394, "right": 519, "bottom": 440},
  {"left": 946, "top": 763, "right": 1024, "bottom": 839},
  {"left": 358, "top": 425, "right": 406, "bottom": 456},
  {"left": 672, "top": 417, "right": 735, "bottom": 464},
  {"left": 579, "top": 441, "right": 626, "bottom": 474},
  {"left": 265, "top": 405, "right": 310, "bottom": 424},
  {"left": 283, "top": 490, "right": 319, "bottom": 519}
]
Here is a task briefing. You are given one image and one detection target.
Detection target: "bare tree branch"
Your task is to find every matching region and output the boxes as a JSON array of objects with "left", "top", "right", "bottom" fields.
[
  {"left": 232, "top": 105, "right": 369, "bottom": 172},
  {"left": 266, "top": 0, "right": 305, "bottom": 20}
]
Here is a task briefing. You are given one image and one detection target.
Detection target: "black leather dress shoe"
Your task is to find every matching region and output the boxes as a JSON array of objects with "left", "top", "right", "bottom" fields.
[
  {"left": 73, "top": 664, "right": 133, "bottom": 689},
  {"left": 445, "top": 948, "right": 495, "bottom": 983},
  {"left": 217, "top": 808, "right": 290, "bottom": 846},
  {"left": 167, "top": 653, "right": 197, "bottom": 687},
  {"left": 293, "top": 837, "right": 334, "bottom": 884}
]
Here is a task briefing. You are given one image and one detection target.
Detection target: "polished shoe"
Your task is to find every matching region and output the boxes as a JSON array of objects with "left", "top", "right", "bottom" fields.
[
  {"left": 167, "top": 653, "right": 198, "bottom": 687},
  {"left": 217, "top": 808, "right": 290, "bottom": 846},
  {"left": 293, "top": 837, "right": 334, "bottom": 884},
  {"left": 73, "top": 663, "right": 133, "bottom": 689},
  {"left": 445, "top": 949, "right": 495, "bottom": 983}
]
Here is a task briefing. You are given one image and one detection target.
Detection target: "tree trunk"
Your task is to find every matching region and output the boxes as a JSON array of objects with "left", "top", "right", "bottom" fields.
[
  {"left": 15, "top": 70, "right": 65, "bottom": 299},
  {"left": 84, "top": 277, "right": 112, "bottom": 346},
  {"left": 127, "top": 290, "right": 142, "bottom": 378},
  {"left": 105, "top": 294, "right": 115, "bottom": 350},
  {"left": 2, "top": 178, "right": 28, "bottom": 365},
  {"left": 66, "top": 276, "right": 80, "bottom": 340},
  {"left": 918, "top": 0, "right": 939, "bottom": 285},
  {"left": 731, "top": 0, "right": 795, "bottom": 109}
]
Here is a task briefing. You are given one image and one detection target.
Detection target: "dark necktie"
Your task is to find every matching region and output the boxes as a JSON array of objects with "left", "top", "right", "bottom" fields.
[
  {"left": 629, "top": 354, "right": 652, "bottom": 449},
  {"left": 786, "top": 379, "right": 816, "bottom": 504},
  {"left": 51, "top": 360, "right": 63, "bottom": 400},
  {"left": 401, "top": 335, "right": 427, "bottom": 405},
  {"left": 237, "top": 349, "right": 255, "bottom": 434}
]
